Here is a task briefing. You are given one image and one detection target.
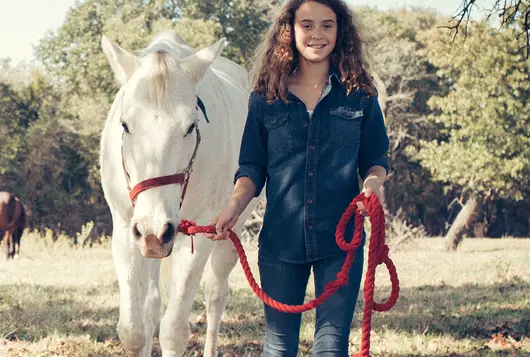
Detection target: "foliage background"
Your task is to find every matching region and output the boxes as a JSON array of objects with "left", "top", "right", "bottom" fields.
[{"left": 0, "top": 0, "right": 528, "bottom": 239}]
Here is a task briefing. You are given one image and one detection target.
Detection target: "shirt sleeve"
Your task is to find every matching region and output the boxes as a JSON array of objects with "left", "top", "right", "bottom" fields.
[
  {"left": 358, "top": 93, "right": 390, "bottom": 180},
  {"left": 233, "top": 92, "right": 268, "bottom": 197}
]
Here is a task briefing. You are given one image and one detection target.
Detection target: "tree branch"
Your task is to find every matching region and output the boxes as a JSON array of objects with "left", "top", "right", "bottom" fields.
[
  {"left": 440, "top": 0, "right": 530, "bottom": 58},
  {"left": 439, "top": 0, "right": 478, "bottom": 42}
]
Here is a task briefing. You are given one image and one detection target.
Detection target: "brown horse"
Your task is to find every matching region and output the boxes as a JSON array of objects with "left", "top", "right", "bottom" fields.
[{"left": 0, "top": 191, "right": 26, "bottom": 259}]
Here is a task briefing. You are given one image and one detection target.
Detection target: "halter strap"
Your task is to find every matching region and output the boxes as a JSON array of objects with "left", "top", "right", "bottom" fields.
[
  {"left": 197, "top": 97, "right": 209, "bottom": 123},
  {"left": 127, "top": 126, "right": 201, "bottom": 205},
  {"left": 121, "top": 94, "right": 209, "bottom": 206}
]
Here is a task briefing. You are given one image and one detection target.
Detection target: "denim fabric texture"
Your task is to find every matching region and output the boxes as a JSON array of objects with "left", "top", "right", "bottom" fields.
[
  {"left": 258, "top": 242, "right": 365, "bottom": 357},
  {"left": 235, "top": 75, "right": 390, "bottom": 263}
]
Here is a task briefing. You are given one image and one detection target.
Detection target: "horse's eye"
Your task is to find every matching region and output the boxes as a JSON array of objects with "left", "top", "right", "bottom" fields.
[
  {"left": 121, "top": 121, "right": 130, "bottom": 134},
  {"left": 185, "top": 123, "right": 196, "bottom": 137}
]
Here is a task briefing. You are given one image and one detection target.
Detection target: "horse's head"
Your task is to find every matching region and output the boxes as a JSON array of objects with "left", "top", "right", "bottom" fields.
[{"left": 102, "top": 31, "right": 225, "bottom": 259}]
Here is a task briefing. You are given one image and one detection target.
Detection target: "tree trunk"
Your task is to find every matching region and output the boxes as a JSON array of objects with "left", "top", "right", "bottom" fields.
[{"left": 445, "top": 196, "right": 479, "bottom": 251}]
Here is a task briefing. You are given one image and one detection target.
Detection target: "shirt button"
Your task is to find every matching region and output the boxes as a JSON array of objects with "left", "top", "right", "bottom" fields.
[
  {"left": 307, "top": 199, "right": 313, "bottom": 204},
  {"left": 308, "top": 171, "right": 314, "bottom": 176},
  {"left": 308, "top": 225, "right": 313, "bottom": 230},
  {"left": 310, "top": 145, "right": 316, "bottom": 150},
  {"left": 303, "top": 122, "right": 309, "bottom": 127},
  {"left": 272, "top": 119, "right": 277, "bottom": 125}
]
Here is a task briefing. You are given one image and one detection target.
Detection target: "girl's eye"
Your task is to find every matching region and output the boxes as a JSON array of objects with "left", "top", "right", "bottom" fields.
[
  {"left": 303, "top": 24, "right": 312, "bottom": 29},
  {"left": 185, "top": 123, "right": 196, "bottom": 137},
  {"left": 121, "top": 121, "right": 130, "bottom": 134}
]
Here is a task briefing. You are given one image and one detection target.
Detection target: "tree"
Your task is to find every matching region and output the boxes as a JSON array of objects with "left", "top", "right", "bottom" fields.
[
  {"left": 180, "top": 0, "right": 282, "bottom": 66},
  {"left": 0, "top": 64, "right": 104, "bottom": 236},
  {"left": 0, "top": 83, "right": 28, "bottom": 181},
  {"left": 413, "top": 23, "right": 530, "bottom": 250}
]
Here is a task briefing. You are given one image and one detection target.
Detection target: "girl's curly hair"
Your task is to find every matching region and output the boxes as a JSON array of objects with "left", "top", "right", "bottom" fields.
[{"left": 251, "top": 0, "right": 376, "bottom": 102}]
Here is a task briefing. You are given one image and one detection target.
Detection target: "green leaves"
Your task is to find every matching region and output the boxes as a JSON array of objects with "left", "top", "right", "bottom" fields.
[{"left": 417, "top": 23, "right": 530, "bottom": 200}]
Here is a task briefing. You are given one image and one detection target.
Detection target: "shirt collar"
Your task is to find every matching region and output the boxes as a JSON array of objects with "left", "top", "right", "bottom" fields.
[{"left": 327, "top": 69, "right": 342, "bottom": 89}]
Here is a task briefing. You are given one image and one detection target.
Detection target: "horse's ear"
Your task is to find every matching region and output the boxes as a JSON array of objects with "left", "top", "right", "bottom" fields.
[
  {"left": 181, "top": 38, "right": 226, "bottom": 84},
  {"left": 101, "top": 35, "right": 139, "bottom": 85}
]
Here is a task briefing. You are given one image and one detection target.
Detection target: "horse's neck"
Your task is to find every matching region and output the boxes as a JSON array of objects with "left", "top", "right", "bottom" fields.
[
  {"left": 180, "top": 80, "right": 243, "bottom": 223},
  {"left": 183, "top": 116, "right": 233, "bottom": 221}
]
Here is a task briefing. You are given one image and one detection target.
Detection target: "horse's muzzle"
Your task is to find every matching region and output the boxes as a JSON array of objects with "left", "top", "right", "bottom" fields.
[
  {"left": 138, "top": 234, "right": 174, "bottom": 259},
  {"left": 132, "top": 221, "right": 177, "bottom": 259}
]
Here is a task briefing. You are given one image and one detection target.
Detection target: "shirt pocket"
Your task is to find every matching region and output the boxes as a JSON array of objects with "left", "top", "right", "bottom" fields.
[
  {"left": 329, "top": 107, "right": 362, "bottom": 148},
  {"left": 264, "top": 113, "right": 294, "bottom": 154}
]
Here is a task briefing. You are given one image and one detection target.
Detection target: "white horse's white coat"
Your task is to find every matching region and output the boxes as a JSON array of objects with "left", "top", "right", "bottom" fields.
[{"left": 100, "top": 30, "right": 258, "bottom": 357}]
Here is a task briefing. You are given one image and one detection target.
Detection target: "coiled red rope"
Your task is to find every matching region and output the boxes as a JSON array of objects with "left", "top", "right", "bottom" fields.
[{"left": 179, "top": 193, "right": 399, "bottom": 357}]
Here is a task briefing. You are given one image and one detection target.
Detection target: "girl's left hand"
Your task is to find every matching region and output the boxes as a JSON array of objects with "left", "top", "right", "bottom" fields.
[{"left": 356, "top": 177, "right": 384, "bottom": 216}]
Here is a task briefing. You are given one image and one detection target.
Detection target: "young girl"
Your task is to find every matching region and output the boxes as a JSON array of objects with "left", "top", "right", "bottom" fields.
[{"left": 207, "top": 0, "right": 389, "bottom": 355}]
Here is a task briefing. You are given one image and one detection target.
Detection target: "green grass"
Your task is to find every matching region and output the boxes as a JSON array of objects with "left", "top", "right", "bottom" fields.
[{"left": 0, "top": 231, "right": 528, "bottom": 356}]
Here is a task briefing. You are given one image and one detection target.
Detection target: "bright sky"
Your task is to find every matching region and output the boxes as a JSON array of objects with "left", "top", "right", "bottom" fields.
[{"left": 0, "top": 0, "right": 488, "bottom": 65}]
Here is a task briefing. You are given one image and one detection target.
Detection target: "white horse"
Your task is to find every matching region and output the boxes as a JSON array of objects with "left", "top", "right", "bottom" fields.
[{"left": 100, "top": 29, "right": 258, "bottom": 357}]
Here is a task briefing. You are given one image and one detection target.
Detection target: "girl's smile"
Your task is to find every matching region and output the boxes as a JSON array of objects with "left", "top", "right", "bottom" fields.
[{"left": 308, "top": 44, "right": 327, "bottom": 49}]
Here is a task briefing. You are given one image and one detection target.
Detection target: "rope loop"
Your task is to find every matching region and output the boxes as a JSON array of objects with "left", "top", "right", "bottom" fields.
[{"left": 178, "top": 193, "right": 400, "bottom": 357}]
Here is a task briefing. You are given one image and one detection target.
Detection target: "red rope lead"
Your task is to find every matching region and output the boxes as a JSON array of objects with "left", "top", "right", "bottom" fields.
[{"left": 179, "top": 193, "right": 400, "bottom": 357}]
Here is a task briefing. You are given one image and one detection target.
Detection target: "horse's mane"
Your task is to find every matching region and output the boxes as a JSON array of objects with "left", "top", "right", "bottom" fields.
[
  {"left": 137, "top": 31, "right": 196, "bottom": 108},
  {"left": 144, "top": 50, "right": 175, "bottom": 108}
]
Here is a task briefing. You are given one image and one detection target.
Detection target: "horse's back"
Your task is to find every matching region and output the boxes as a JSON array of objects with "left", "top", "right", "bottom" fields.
[
  {"left": 210, "top": 57, "right": 249, "bottom": 93},
  {"left": 0, "top": 191, "right": 13, "bottom": 205}
]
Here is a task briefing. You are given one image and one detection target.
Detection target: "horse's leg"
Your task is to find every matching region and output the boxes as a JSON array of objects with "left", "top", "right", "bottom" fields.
[
  {"left": 203, "top": 238, "right": 238, "bottom": 357},
  {"left": 4, "top": 232, "right": 8, "bottom": 260},
  {"left": 159, "top": 236, "right": 213, "bottom": 357},
  {"left": 16, "top": 227, "right": 21, "bottom": 257},
  {"left": 0, "top": 230, "right": 4, "bottom": 260},
  {"left": 13, "top": 227, "right": 22, "bottom": 259},
  {"left": 112, "top": 218, "right": 157, "bottom": 357},
  {"left": 142, "top": 258, "right": 161, "bottom": 355},
  {"left": 6, "top": 231, "right": 13, "bottom": 259}
]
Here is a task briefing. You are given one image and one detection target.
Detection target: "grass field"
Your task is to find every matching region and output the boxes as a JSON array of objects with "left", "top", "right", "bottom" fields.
[{"left": 0, "top": 231, "right": 528, "bottom": 356}]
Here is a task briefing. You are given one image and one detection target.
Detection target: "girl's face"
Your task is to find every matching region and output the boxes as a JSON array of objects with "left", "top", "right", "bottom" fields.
[{"left": 293, "top": 1, "right": 338, "bottom": 64}]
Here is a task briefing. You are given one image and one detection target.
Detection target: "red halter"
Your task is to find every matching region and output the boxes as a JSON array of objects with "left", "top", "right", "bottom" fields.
[{"left": 120, "top": 95, "right": 208, "bottom": 206}]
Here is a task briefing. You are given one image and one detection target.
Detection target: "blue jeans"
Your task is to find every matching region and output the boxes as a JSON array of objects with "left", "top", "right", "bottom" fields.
[{"left": 258, "top": 246, "right": 364, "bottom": 357}]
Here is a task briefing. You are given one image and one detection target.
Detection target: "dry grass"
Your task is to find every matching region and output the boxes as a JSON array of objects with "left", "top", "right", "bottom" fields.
[{"left": 0, "top": 231, "right": 529, "bottom": 356}]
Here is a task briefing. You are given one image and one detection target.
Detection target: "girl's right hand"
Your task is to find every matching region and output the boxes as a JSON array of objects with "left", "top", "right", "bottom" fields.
[{"left": 204, "top": 198, "right": 241, "bottom": 241}]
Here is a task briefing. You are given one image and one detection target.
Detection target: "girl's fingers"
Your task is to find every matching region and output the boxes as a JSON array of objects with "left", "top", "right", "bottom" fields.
[
  {"left": 215, "top": 218, "right": 229, "bottom": 236},
  {"left": 376, "top": 189, "right": 385, "bottom": 204},
  {"left": 204, "top": 213, "right": 240, "bottom": 241},
  {"left": 356, "top": 201, "right": 369, "bottom": 216}
]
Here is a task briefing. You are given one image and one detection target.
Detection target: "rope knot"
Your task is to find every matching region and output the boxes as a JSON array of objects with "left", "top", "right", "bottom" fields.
[
  {"left": 336, "top": 271, "right": 349, "bottom": 284},
  {"left": 179, "top": 220, "right": 196, "bottom": 236}
]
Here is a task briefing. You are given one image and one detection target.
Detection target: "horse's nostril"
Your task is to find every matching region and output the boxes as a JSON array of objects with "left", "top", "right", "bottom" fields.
[
  {"left": 160, "top": 222, "right": 175, "bottom": 244},
  {"left": 132, "top": 223, "right": 142, "bottom": 239}
]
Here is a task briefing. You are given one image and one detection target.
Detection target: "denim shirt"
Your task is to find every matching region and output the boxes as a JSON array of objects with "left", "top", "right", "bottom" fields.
[{"left": 235, "top": 75, "right": 390, "bottom": 263}]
